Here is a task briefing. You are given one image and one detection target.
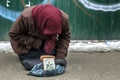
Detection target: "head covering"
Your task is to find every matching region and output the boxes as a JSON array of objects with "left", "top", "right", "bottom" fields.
[{"left": 32, "top": 4, "right": 62, "bottom": 54}]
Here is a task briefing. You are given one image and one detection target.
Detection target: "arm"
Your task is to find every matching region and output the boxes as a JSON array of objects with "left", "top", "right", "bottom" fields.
[
  {"left": 9, "top": 14, "right": 42, "bottom": 50},
  {"left": 55, "top": 16, "right": 71, "bottom": 59}
]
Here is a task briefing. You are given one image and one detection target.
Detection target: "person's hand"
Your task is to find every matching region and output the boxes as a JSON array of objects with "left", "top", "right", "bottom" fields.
[{"left": 55, "top": 58, "right": 67, "bottom": 66}]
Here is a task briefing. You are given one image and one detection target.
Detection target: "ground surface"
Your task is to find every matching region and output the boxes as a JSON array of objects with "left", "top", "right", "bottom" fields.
[{"left": 0, "top": 51, "right": 120, "bottom": 80}]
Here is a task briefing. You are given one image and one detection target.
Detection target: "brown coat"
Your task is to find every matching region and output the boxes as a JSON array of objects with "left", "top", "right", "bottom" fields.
[{"left": 9, "top": 6, "right": 70, "bottom": 59}]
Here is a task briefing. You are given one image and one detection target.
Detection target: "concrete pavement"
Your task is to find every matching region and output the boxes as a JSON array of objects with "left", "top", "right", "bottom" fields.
[{"left": 0, "top": 51, "right": 120, "bottom": 80}]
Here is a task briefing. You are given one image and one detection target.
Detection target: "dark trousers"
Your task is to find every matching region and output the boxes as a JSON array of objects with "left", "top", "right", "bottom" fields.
[{"left": 18, "top": 42, "right": 55, "bottom": 70}]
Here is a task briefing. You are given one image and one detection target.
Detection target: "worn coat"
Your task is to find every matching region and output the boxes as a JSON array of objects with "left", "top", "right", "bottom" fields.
[{"left": 9, "top": 6, "right": 70, "bottom": 59}]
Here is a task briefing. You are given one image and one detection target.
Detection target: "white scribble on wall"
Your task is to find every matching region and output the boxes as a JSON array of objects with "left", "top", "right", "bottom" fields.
[
  {"left": 25, "top": 0, "right": 31, "bottom": 7},
  {"left": 6, "top": 0, "right": 11, "bottom": 7},
  {"left": 79, "top": 0, "right": 120, "bottom": 11}
]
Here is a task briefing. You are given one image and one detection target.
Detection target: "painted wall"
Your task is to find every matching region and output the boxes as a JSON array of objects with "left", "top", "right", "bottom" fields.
[
  {"left": 55, "top": 0, "right": 120, "bottom": 40},
  {"left": 0, "top": 0, "right": 120, "bottom": 40}
]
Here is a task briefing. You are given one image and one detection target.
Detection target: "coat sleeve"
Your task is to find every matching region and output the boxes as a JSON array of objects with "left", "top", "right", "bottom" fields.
[
  {"left": 55, "top": 15, "right": 71, "bottom": 59},
  {"left": 9, "top": 14, "right": 42, "bottom": 50}
]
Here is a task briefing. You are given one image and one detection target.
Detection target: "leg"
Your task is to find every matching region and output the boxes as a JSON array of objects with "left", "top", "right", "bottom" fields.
[
  {"left": 18, "top": 48, "right": 46, "bottom": 70},
  {"left": 18, "top": 42, "right": 56, "bottom": 70}
]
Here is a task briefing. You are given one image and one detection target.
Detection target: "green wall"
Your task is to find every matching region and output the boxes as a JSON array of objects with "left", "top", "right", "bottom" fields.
[{"left": 0, "top": 0, "right": 120, "bottom": 40}]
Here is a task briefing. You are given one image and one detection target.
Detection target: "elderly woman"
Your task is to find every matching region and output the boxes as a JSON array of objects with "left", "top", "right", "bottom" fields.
[{"left": 9, "top": 4, "right": 70, "bottom": 71}]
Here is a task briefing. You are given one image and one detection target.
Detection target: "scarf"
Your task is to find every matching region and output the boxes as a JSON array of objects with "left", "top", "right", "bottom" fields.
[{"left": 32, "top": 4, "right": 62, "bottom": 54}]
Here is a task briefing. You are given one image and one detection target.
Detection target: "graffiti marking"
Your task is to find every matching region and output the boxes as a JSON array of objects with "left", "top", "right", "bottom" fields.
[{"left": 79, "top": 0, "right": 120, "bottom": 11}]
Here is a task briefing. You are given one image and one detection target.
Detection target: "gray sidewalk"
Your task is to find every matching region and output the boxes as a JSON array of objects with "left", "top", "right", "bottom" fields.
[{"left": 0, "top": 51, "right": 120, "bottom": 80}]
